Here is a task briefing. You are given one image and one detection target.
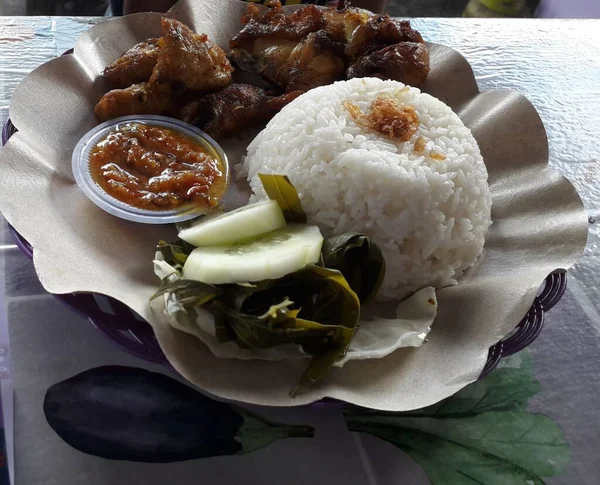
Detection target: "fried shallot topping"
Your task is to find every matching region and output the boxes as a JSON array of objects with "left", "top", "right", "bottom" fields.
[
  {"left": 413, "top": 135, "right": 426, "bottom": 153},
  {"left": 344, "top": 94, "right": 419, "bottom": 141}
]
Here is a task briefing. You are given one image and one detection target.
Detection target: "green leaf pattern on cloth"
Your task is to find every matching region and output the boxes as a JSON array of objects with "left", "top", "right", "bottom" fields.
[
  {"left": 364, "top": 427, "right": 546, "bottom": 485},
  {"left": 409, "top": 351, "right": 541, "bottom": 417},
  {"left": 345, "top": 351, "right": 570, "bottom": 484}
]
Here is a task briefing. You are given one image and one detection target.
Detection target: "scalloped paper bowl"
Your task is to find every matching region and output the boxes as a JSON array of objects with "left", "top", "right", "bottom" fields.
[
  {"left": 1, "top": 116, "right": 568, "bottom": 377},
  {"left": 0, "top": 0, "right": 588, "bottom": 410}
]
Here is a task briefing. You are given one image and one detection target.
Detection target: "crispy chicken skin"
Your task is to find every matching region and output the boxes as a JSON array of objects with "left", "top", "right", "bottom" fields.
[
  {"left": 281, "top": 30, "right": 345, "bottom": 92},
  {"left": 230, "top": 2, "right": 328, "bottom": 90},
  {"left": 344, "top": 14, "right": 424, "bottom": 58},
  {"left": 150, "top": 18, "right": 233, "bottom": 92},
  {"left": 102, "top": 38, "right": 160, "bottom": 89},
  {"left": 347, "top": 42, "right": 430, "bottom": 87},
  {"left": 94, "top": 83, "right": 171, "bottom": 122},
  {"left": 231, "top": 2, "right": 325, "bottom": 46},
  {"left": 229, "top": 2, "right": 430, "bottom": 90},
  {"left": 178, "top": 83, "right": 302, "bottom": 140}
]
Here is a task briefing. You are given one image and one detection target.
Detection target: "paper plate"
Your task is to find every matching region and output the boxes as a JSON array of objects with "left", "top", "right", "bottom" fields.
[{"left": 0, "top": 0, "right": 588, "bottom": 410}]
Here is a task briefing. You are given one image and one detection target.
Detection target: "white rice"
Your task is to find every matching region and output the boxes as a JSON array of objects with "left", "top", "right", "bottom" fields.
[{"left": 238, "top": 77, "right": 492, "bottom": 299}]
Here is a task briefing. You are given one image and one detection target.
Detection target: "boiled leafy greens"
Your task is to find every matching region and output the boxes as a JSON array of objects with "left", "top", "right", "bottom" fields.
[
  {"left": 323, "top": 233, "right": 385, "bottom": 303},
  {"left": 258, "top": 173, "right": 307, "bottom": 223},
  {"left": 151, "top": 174, "right": 388, "bottom": 395},
  {"left": 152, "top": 244, "right": 362, "bottom": 395},
  {"left": 156, "top": 239, "right": 194, "bottom": 266}
]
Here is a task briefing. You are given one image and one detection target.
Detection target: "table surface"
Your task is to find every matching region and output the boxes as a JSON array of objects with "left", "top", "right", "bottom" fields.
[{"left": 1, "top": 16, "right": 600, "bottom": 485}]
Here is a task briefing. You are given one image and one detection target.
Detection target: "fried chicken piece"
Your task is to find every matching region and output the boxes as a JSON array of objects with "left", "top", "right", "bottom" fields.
[
  {"left": 322, "top": 7, "right": 370, "bottom": 43},
  {"left": 229, "top": 1, "right": 326, "bottom": 87},
  {"left": 242, "top": 2, "right": 262, "bottom": 23},
  {"left": 94, "top": 83, "right": 172, "bottom": 122},
  {"left": 345, "top": 14, "right": 424, "bottom": 58},
  {"left": 150, "top": 18, "right": 233, "bottom": 93},
  {"left": 231, "top": 37, "right": 299, "bottom": 88},
  {"left": 96, "top": 18, "right": 235, "bottom": 122},
  {"left": 346, "top": 42, "right": 430, "bottom": 87},
  {"left": 102, "top": 38, "right": 160, "bottom": 89},
  {"left": 323, "top": 8, "right": 424, "bottom": 56},
  {"left": 280, "top": 30, "right": 345, "bottom": 92},
  {"left": 231, "top": 1, "right": 325, "bottom": 46},
  {"left": 178, "top": 83, "right": 302, "bottom": 140},
  {"left": 230, "top": 3, "right": 430, "bottom": 90},
  {"left": 230, "top": 3, "right": 344, "bottom": 92},
  {"left": 233, "top": 31, "right": 345, "bottom": 92}
]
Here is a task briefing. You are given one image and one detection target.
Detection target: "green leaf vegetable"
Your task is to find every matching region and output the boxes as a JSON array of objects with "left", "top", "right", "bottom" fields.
[
  {"left": 153, "top": 243, "right": 361, "bottom": 394},
  {"left": 212, "top": 264, "right": 360, "bottom": 396},
  {"left": 152, "top": 277, "right": 222, "bottom": 325},
  {"left": 156, "top": 239, "right": 194, "bottom": 266},
  {"left": 289, "top": 265, "right": 360, "bottom": 395},
  {"left": 152, "top": 174, "right": 386, "bottom": 394},
  {"left": 258, "top": 173, "right": 307, "bottom": 223},
  {"left": 345, "top": 351, "right": 570, "bottom": 484},
  {"left": 323, "top": 233, "right": 386, "bottom": 303}
]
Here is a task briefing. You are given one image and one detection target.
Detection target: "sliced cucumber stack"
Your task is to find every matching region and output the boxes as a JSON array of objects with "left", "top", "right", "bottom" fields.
[
  {"left": 183, "top": 224, "right": 324, "bottom": 284},
  {"left": 179, "top": 199, "right": 286, "bottom": 247}
]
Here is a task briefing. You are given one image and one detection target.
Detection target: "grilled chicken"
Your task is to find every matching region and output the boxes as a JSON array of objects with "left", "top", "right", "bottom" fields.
[
  {"left": 344, "top": 13, "right": 425, "bottom": 58},
  {"left": 280, "top": 30, "right": 345, "bottom": 92},
  {"left": 230, "top": 2, "right": 328, "bottom": 90},
  {"left": 150, "top": 18, "right": 233, "bottom": 93},
  {"left": 178, "top": 83, "right": 302, "bottom": 140},
  {"left": 346, "top": 42, "right": 430, "bottom": 87},
  {"left": 229, "top": 2, "right": 430, "bottom": 90},
  {"left": 96, "top": 18, "right": 233, "bottom": 122},
  {"left": 232, "top": 2, "right": 325, "bottom": 46},
  {"left": 102, "top": 38, "right": 161, "bottom": 89},
  {"left": 94, "top": 83, "right": 171, "bottom": 122}
]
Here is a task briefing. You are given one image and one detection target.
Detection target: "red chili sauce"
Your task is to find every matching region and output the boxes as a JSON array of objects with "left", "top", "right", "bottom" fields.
[{"left": 89, "top": 122, "right": 226, "bottom": 211}]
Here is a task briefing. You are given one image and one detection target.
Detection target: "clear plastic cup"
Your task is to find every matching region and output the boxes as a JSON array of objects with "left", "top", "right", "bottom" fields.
[{"left": 72, "top": 115, "right": 229, "bottom": 224}]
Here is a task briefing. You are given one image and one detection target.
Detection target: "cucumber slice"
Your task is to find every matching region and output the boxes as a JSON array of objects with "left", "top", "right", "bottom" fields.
[
  {"left": 179, "top": 199, "right": 286, "bottom": 247},
  {"left": 183, "top": 224, "right": 324, "bottom": 284}
]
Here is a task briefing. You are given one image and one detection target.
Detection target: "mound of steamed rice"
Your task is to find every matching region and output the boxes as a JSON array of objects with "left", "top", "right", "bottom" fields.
[{"left": 238, "top": 77, "right": 492, "bottom": 299}]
